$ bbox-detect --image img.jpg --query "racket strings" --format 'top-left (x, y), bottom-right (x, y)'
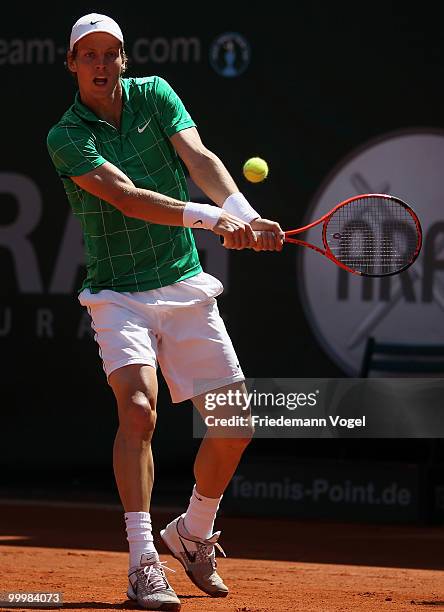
top-left (326, 196), bottom-right (419, 275)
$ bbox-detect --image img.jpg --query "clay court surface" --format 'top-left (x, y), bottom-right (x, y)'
top-left (1, 502), bottom-right (443, 611)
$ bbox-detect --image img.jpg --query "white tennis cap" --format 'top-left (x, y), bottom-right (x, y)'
top-left (70, 13), bottom-right (124, 51)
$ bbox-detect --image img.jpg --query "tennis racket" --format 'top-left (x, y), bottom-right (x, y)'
top-left (255, 193), bottom-right (422, 277)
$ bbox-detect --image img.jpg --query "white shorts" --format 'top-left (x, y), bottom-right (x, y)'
top-left (78, 272), bottom-right (245, 403)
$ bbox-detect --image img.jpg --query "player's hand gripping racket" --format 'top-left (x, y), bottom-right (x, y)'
top-left (257, 194), bottom-right (422, 276)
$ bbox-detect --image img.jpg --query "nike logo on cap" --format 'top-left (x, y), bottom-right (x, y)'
top-left (193, 220), bottom-right (203, 226)
top-left (90, 20), bottom-right (102, 25)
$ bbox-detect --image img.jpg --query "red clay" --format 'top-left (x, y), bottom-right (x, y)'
top-left (1, 503), bottom-right (443, 611)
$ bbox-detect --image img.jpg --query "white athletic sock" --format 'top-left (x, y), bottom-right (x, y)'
top-left (125, 511), bottom-right (157, 569)
top-left (183, 485), bottom-right (222, 540)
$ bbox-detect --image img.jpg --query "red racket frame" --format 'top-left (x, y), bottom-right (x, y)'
top-left (284, 193), bottom-right (422, 276)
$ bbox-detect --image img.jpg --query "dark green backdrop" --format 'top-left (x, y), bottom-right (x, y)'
top-left (1, 3), bottom-right (443, 499)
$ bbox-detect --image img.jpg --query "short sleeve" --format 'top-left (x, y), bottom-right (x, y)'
top-left (152, 77), bottom-right (196, 137)
top-left (47, 125), bottom-right (107, 178)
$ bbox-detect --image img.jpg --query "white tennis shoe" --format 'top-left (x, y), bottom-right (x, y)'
top-left (127, 551), bottom-right (181, 611)
top-left (160, 514), bottom-right (228, 597)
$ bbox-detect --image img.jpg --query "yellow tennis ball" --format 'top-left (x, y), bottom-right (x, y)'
top-left (243, 157), bottom-right (269, 183)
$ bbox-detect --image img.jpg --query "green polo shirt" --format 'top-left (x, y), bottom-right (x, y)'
top-left (47, 76), bottom-right (202, 293)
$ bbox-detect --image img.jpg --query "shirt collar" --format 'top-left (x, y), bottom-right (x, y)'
top-left (73, 78), bottom-right (140, 127)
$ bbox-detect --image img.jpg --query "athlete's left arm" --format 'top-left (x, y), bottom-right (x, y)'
top-left (170, 127), bottom-right (238, 206)
top-left (170, 127), bottom-right (283, 250)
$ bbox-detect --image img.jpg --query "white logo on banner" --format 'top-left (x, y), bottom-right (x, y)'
top-left (299, 129), bottom-right (444, 375)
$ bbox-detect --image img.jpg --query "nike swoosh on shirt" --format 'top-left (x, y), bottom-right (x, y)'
top-left (193, 220), bottom-right (203, 226)
top-left (137, 118), bottom-right (152, 133)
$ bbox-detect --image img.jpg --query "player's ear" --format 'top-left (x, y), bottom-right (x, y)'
top-left (66, 50), bottom-right (77, 74)
top-left (120, 45), bottom-right (128, 75)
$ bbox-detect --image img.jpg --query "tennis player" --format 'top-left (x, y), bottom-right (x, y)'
top-left (47, 13), bottom-right (283, 611)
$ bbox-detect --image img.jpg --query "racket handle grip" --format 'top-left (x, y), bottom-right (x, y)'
top-left (219, 230), bottom-right (275, 247)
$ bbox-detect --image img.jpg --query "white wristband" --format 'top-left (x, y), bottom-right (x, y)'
top-left (222, 192), bottom-right (260, 223)
top-left (183, 202), bottom-right (223, 230)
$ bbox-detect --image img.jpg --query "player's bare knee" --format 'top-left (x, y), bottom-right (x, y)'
top-left (230, 431), bottom-right (254, 451)
top-left (118, 390), bottom-right (157, 438)
top-left (232, 421), bottom-right (254, 449)
top-left (211, 428), bottom-right (254, 453)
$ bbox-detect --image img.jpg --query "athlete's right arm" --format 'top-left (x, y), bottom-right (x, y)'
top-left (71, 161), bottom-right (256, 248)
